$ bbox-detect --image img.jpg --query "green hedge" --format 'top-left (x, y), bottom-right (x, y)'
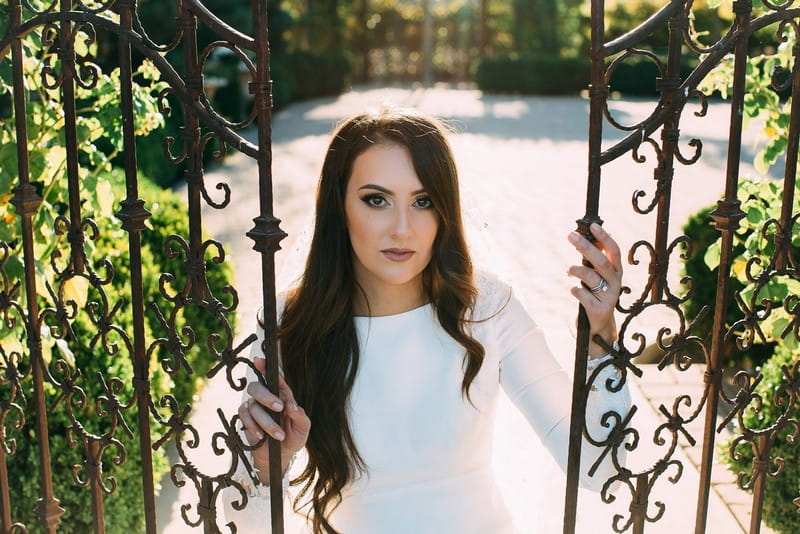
top-left (606, 54), bottom-right (697, 96)
top-left (475, 53), bottom-right (698, 96)
top-left (7, 174), bottom-right (236, 532)
top-left (475, 54), bottom-right (589, 95)
top-left (680, 204), bottom-right (777, 369)
top-left (273, 50), bottom-right (353, 103)
top-left (720, 343), bottom-right (800, 534)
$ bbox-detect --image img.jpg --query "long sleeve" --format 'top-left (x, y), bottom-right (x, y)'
top-left (496, 290), bottom-right (630, 492)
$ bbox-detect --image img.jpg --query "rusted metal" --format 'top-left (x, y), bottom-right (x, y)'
top-left (569, 1), bottom-right (800, 533)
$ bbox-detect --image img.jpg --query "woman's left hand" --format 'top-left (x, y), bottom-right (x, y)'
top-left (567, 222), bottom-right (623, 358)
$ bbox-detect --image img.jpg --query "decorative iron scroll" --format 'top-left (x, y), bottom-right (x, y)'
top-left (0, 0), bottom-right (284, 533)
top-left (564, 1), bottom-right (800, 534)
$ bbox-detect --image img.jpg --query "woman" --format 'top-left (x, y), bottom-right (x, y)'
top-left (223, 107), bottom-right (629, 533)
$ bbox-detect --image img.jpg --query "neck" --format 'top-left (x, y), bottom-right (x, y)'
top-left (353, 276), bottom-right (427, 317)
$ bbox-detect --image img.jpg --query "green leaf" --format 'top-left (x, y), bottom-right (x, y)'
top-left (96, 178), bottom-right (115, 219)
top-left (746, 205), bottom-right (764, 226)
top-left (62, 275), bottom-right (90, 309)
top-left (704, 238), bottom-right (722, 270)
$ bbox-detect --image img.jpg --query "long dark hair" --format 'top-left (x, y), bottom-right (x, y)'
top-left (279, 107), bottom-right (484, 533)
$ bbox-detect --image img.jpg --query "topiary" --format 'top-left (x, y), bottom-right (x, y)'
top-left (4, 171), bottom-right (236, 532)
top-left (719, 343), bottom-right (800, 533)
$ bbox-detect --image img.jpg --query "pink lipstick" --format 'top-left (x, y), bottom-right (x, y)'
top-left (382, 248), bottom-right (415, 262)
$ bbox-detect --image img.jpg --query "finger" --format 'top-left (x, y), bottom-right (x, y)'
top-left (589, 223), bottom-right (623, 273)
top-left (247, 381), bottom-right (284, 412)
top-left (247, 399), bottom-right (286, 441)
top-left (254, 355), bottom-right (266, 374)
top-left (568, 231), bottom-right (617, 283)
top-left (277, 374), bottom-right (300, 412)
top-left (569, 284), bottom-right (618, 316)
top-left (286, 404), bottom-right (311, 436)
top-left (238, 400), bottom-right (265, 443)
top-left (567, 265), bottom-right (607, 288)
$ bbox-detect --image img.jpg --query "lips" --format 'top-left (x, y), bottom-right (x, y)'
top-left (381, 248), bottom-right (415, 262)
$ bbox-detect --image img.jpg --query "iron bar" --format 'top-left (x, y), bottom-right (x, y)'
top-left (0, 12), bottom-right (260, 158)
top-left (247, 1), bottom-right (287, 532)
top-left (603, 0), bottom-right (684, 57)
top-left (0, 449), bottom-right (11, 532)
top-left (600, 7), bottom-right (800, 166)
top-left (693, 1), bottom-right (751, 532)
top-left (564, 1), bottom-right (606, 532)
top-left (9, 2), bottom-right (63, 530)
top-left (87, 441), bottom-right (105, 534)
top-left (185, 0), bottom-right (256, 51)
top-left (59, 0), bottom-right (85, 276)
top-left (775, 37), bottom-right (800, 272)
top-left (115, 0), bottom-right (157, 533)
top-left (749, 435), bottom-right (769, 534)
top-left (648, 8), bottom-right (686, 302)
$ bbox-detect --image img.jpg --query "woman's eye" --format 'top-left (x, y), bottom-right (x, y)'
top-left (363, 194), bottom-right (387, 207)
top-left (413, 197), bottom-right (433, 209)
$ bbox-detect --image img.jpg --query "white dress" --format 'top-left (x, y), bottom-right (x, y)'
top-left (222, 273), bottom-right (630, 533)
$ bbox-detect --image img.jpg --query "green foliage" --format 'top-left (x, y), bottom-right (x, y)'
top-left (699, 35), bottom-right (794, 175)
top-left (683, 20), bottom-right (800, 533)
top-left (718, 343), bottom-right (800, 534)
top-left (475, 54), bottom-right (589, 95)
top-left (608, 55), bottom-right (698, 96)
top-left (274, 50), bottom-right (353, 102)
top-left (1, 25), bottom-right (236, 532)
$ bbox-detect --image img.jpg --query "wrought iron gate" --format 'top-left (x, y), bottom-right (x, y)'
top-left (0, 1), bottom-right (798, 534)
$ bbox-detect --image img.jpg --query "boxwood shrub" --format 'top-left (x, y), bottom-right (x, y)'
top-left (475, 54), bottom-right (589, 95)
top-left (720, 342), bottom-right (800, 533)
top-left (680, 204), bottom-right (777, 369)
top-left (6, 174), bottom-right (236, 532)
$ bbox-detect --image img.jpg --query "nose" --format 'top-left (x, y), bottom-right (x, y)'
top-left (391, 206), bottom-right (412, 239)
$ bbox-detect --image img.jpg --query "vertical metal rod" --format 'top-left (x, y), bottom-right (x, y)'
top-left (115, 1), bottom-right (157, 533)
top-left (649, 9), bottom-right (685, 301)
top-left (59, 0), bottom-right (85, 275)
top-left (774, 40), bottom-right (800, 272)
top-left (632, 475), bottom-right (647, 534)
top-left (10, 7), bottom-right (63, 529)
top-left (0, 449), bottom-right (11, 532)
top-left (248, 1), bottom-right (287, 532)
top-left (181, 5), bottom-right (207, 305)
top-left (88, 441), bottom-right (105, 534)
top-left (748, 436), bottom-right (768, 534)
top-left (694, 2), bottom-right (750, 532)
top-left (564, 1), bottom-right (606, 532)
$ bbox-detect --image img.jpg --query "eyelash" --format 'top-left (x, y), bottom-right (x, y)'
top-left (360, 194), bottom-right (433, 209)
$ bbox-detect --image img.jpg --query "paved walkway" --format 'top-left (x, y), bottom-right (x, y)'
top-left (158, 85), bottom-right (774, 533)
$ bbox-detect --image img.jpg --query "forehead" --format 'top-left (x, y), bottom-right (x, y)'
top-left (347, 143), bottom-right (423, 190)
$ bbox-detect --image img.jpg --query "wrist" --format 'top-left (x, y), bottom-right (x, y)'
top-left (588, 336), bottom-right (618, 359)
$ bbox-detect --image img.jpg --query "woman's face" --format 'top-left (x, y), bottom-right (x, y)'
top-left (344, 143), bottom-right (439, 305)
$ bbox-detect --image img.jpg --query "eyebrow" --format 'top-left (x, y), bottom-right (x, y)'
top-left (358, 183), bottom-right (427, 195)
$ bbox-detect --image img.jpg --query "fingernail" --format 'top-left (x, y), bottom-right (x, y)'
top-left (291, 401), bottom-right (299, 412)
top-left (255, 431), bottom-right (264, 440)
top-left (568, 232), bottom-right (579, 244)
top-left (271, 400), bottom-right (283, 411)
top-left (275, 430), bottom-right (285, 440)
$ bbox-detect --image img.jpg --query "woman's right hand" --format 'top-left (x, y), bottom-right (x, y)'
top-left (238, 356), bottom-right (311, 485)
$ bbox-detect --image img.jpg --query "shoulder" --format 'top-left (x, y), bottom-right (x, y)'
top-left (471, 269), bottom-right (514, 322)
